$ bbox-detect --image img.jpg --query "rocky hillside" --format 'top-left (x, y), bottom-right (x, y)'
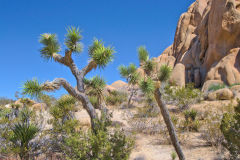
top-left (154, 0), bottom-right (240, 87)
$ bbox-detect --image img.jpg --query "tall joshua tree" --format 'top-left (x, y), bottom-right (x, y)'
top-left (121, 46), bottom-right (185, 160)
top-left (22, 27), bottom-right (114, 130)
top-left (118, 63), bottom-right (139, 106)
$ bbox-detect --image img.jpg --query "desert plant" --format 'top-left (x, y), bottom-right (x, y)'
top-left (171, 152), bottom-right (177, 160)
top-left (106, 90), bottom-right (127, 106)
top-left (84, 76), bottom-right (106, 110)
top-left (158, 65), bottom-right (172, 82)
top-left (0, 107), bottom-right (39, 160)
top-left (22, 26), bottom-right (115, 130)
top-left (118, 63), bottom-right (140, 106)
top-left (62, 112), bottom-right (134, 160)
top-left (0, 97), bottom-right (14, 106)
top-left (208, 84), bottom-right (226, 92)
top-left (220, 101), bottom-right (240, 159)
top-left (163, 83), bottom-right (202, 109)
top-left (137, 46), bottom-right (185, 160)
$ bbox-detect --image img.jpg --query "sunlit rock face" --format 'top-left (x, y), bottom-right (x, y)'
top-left (159, 0), bottom-right (240, 86)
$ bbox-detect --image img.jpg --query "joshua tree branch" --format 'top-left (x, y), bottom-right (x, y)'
top-left (81, 60), bottom-right (97, 77)
top-left (41, 78), bottom-right (98, 128)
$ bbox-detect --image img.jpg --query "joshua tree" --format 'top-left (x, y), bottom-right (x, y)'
top-left (22, 27), bottom-right (114, 130)
top-left (120, 46), bottom-right (185, 160)
top-left (118, 63), bottom-right (139, 106)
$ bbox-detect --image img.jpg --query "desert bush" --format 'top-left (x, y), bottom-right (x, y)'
top-left (134, 105), bottom-right (159, 118)
top-left (106, 91), bottom-right (127, 106)
top-left (163, 83), bottom-right (203, 109)
top-left (220, 101), bottom-right (240, 159)
top-left (229, 83), bottom-right (240, 88)
top-left (202, 111), bottom-right (224, 148)
top-left (0, 97), bottom-right (14, 105)
top-left (184, 109), bottom-right (197, 121)
top-left (0, 106), bottom-right (40, 160)
top-left (208, 84), bottom-right (226, 92)
top-left (171, 152), bottom-right (177, 160)
top-left (62, 112), bottom-right (134, 160)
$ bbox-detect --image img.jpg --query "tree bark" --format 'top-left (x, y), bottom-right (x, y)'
top-left (42, 78), bottom-right (98, 130)
top-left (154, 88), bottom-right (185, 160)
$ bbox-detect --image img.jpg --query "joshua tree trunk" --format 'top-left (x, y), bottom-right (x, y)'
top-left (154, 88), bottom-right (185, 160)
top-left (128, 87), bottom-right (136, 107)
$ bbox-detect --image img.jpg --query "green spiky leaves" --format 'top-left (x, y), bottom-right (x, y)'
top-left (22, 79), bottom-right (43, 99)
top-left (39, 33), bottom-right (60, 60)
top-left (118, 63), bottom-right (139, 85)
top-left (139, 77), bottom-right (155, 96)
top-left (84, 76), bottom-right (106, 96)
top-left (89, 39), bottom-right (115, 69)
top-left (65, 27), bottom-right (83, 53)
top-left (138, 46), bottom-right (149, 63)
top-left (158, 65), bottom-right (172, 82)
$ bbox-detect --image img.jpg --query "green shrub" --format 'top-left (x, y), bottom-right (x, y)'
top-left (163, 83), bottom-right (203, 109)
top-left (62, 112), bottom-right (134, 160)
top-left (220, 101), bottom-right (240, 159)
top-left (0, 107), bottom-right (39, 160)
top-left (171, 152), bottom-right (177, 160)
top-left (229, 83), bottom-right (240, 88)
top-left (208, 84), bottom-right (226, 92)
top-left (106, 91), bottom-right (127, 106)
top-left (182, 109), bottom-right (201, 132)
top-left (0, 97), bottom-right (14, 105)
top-left (184, 109), bottom-right (197, 121)
top-left (89, 96), bottom-right (98, 108)
top-left (134, 105), bottom-right (158, 118)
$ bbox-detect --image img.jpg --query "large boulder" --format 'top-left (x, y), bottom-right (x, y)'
top-left (205, 48), bottom-right (240, 85)
top-left (169, 63), bottom-right (185, 87)
top-left (207, 88), bottom-right (233, 100)
top-left (201, 80), bottom-right (224, 94)
top-left (157, 0), bottom-right (240, 86)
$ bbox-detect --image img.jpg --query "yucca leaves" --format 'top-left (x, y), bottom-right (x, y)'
top-left (89, 39), bottom-right (114, 68)
top-left (22, 79), bottom-right (43, 99)
top-left (65, 27), bottom-right (83, 53)
top-left (138, 46), bottom-right (149, 63)
top-left (158, 65), bottom-right (172, 82)
top-left (139, 77), bottom-right (155, 96)
top-left (118, 63), bottom-right (139, 85)
top-left (39, 33), bottom-right (60, 60)
top-left (143, 59), bottom-right (155, 75)
top-left (84, 76), bottom-right (106, 96)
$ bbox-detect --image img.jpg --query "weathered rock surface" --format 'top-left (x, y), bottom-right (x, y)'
top-left (201, 80), bottom-right (224, 94)
top-left (169, 63), bottom-right (185, 87)
top-left (157, 0), bottom-right (240, 86)
top-left (207, 88), bottom-right (233, 100)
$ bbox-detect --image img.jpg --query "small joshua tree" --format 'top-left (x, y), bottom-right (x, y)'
top-left (118, 63), bottom-right (139, 106)
top-left (22, 27), bottom-right (114, 130)
top-left (119, 46), bottom-right (185, 160)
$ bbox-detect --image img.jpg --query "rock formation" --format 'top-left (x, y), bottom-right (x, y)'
top-left (158, 0), bottom-right (240, 87)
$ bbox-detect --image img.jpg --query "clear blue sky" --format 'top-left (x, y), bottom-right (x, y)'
top-left (0, 0), bottom-right (194, 99)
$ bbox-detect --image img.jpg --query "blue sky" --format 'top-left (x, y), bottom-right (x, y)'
top-left (0, 0), bottom-right (194, 99)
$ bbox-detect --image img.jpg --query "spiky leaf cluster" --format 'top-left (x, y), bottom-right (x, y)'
top-left (39, 34), bottom-right (60, 60)
top-left (158, 65), bottom-right (172, 82)
top-left (138, 46), bottom-right (149, 63)
top-left (65, 27), bottom-right (83, 53)
top-left (84, 76), bottom-right (106, 96)
top-left (118, 63), bottom-right (139, 85)
top-left (139, 77), bottom-right (155, 96)
top-left (143, 59), bottom-right (155, 75)
top-left (89, 39), bottom-right (114, 68)
top-left (22, 79), bottom-right (43, 99)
